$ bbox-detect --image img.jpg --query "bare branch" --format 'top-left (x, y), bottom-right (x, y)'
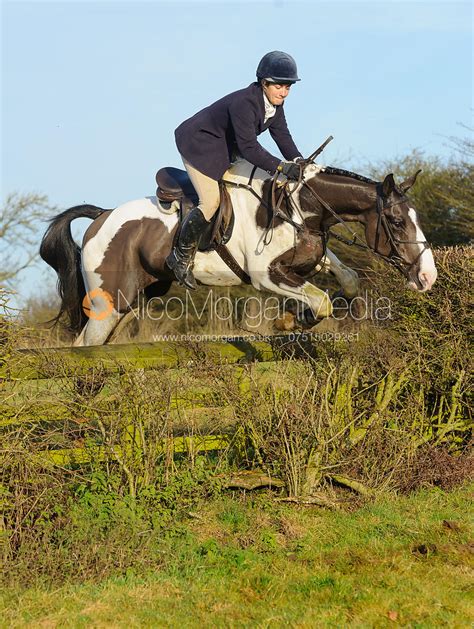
top-left (0, 192), bottom-right (56, 284)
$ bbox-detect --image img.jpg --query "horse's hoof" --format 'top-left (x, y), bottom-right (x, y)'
top-left (274, 311), bottom-right (296, 331)
top-left (331, 289), bottom-right (345, 301)
top-left (331, 290), bottom-right (351, 319)
top-left (296, 308), bottom-right (319, 329)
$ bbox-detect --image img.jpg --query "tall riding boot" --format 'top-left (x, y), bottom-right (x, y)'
top-left (166, 207), bottom-right (210, 290)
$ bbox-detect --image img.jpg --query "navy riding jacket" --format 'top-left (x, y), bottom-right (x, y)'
top-left (175, 82), bottom-right (302, 181)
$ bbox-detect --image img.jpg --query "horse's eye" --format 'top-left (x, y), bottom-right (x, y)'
top-left (391, 219), bottom-right (404, 229)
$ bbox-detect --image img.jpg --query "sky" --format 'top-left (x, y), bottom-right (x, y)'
top-left (1, 0), bottom-right (473, 304)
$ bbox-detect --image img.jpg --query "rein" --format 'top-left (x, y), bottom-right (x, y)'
top-left (221, 137), bottom-right (430, 283)
top-left (221, 138), bottom-right (337, 239)
top-left (373, 192), bottom-right (430, 275)
top-left (222, 167), bottom-right (306, 244)
top-left (300, 179), bottom-right (430, 278)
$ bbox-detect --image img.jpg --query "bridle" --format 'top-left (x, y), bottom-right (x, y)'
top-left (298, 178), bottom-right (430, 279)
top-left (221, 137), bottom-right (431, 281)
top-left (370, 190), bottom-right (431, 277)
top-left (269, 145), bottom-right (431, 280)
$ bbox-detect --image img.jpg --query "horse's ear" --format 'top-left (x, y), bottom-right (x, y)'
top-left (400, 169), bottom-right (422, 193)
top-left (382, 173), bottom-right (396, 197)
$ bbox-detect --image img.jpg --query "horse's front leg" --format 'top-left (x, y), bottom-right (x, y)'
top-left (317, 248), bottom-right (360, 298)
top-left (254, 265), bottom-right (333, 321)
top-left (255, 272), bottom-right (333, 331)
top-left (250, 237), bottom-right (332, 329)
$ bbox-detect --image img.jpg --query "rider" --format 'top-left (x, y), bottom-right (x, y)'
top-left (166, 50), bottom-right (304, 290)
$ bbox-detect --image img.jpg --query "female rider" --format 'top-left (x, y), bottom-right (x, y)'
top-left (167, 50), bottom-right (303, 289)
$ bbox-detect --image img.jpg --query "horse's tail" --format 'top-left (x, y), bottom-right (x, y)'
top-left (40, 204), bottom-right (110, 333)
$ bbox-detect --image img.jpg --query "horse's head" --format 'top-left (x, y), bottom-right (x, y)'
top-left (364, 170), bottom-right (437, 292)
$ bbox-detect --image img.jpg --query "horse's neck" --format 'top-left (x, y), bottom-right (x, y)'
top-left (312, 173), bottom-right (377, 220)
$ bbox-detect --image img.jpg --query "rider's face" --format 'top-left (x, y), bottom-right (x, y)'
top-left (262, 81), bottom-right (292, 105)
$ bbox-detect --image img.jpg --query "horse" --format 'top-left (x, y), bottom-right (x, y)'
top-left (40, 158), bottom-right (437, 346)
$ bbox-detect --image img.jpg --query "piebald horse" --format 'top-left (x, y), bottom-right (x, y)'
top-left (40, 159), bottom-right (437, 346)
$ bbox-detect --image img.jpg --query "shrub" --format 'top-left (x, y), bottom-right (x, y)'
top-left (1, 247), bottom-right (472, 585)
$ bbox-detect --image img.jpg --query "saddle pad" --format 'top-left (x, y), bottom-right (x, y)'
top-left (156, 198), bottom-right (180, 215)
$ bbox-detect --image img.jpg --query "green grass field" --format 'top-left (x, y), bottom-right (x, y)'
top-left (2, 485), bottom-right (473, 628)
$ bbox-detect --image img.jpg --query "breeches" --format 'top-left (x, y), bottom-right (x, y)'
top-left (182, 157), bottom-right (220, 221)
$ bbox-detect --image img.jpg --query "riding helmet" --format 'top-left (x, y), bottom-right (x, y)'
top-left (256, 51), bottom-right (300, 83)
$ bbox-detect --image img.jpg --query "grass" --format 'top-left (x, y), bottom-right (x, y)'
top-left (2, 484), bottom-right (473, 628)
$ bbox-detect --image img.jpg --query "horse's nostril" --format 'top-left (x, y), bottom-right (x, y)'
top-left (417, 274), bottom-right (427, 287)
top-left (419, 272), bottom-right (435, 291)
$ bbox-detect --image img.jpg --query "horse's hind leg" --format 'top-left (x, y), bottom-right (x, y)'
top-left (73, 326), bottom-right (87, 347)
top-left (75, 280), bottom-right (173, 345)
top-left (74, 313), bottom-right (124, 346)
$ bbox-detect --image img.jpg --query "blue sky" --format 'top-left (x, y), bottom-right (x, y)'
top-left (1, 0), bottom-right (472, 303)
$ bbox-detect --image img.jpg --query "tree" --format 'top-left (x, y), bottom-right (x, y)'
top-left (366, 140), bottom-right (473, 247)
top-left (0, 193), bottom-right (55, 285)
top-left (447, 123), bottom-right (473, 165)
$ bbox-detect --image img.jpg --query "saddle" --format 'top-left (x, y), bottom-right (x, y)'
top-left (155, 167), bottom-right (234, 252)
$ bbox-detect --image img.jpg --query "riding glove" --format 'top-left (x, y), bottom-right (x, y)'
top-left (277, 161), bottom-right (301, 180)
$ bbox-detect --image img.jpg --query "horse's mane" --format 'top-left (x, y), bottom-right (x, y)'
top-left (227, 158), bottom-right (379, 188)
top-left (323, 166), bottom-right (378, 185)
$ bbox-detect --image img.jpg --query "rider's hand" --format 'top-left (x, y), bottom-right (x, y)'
top-left (277, 161), bottom-right (301, 180)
